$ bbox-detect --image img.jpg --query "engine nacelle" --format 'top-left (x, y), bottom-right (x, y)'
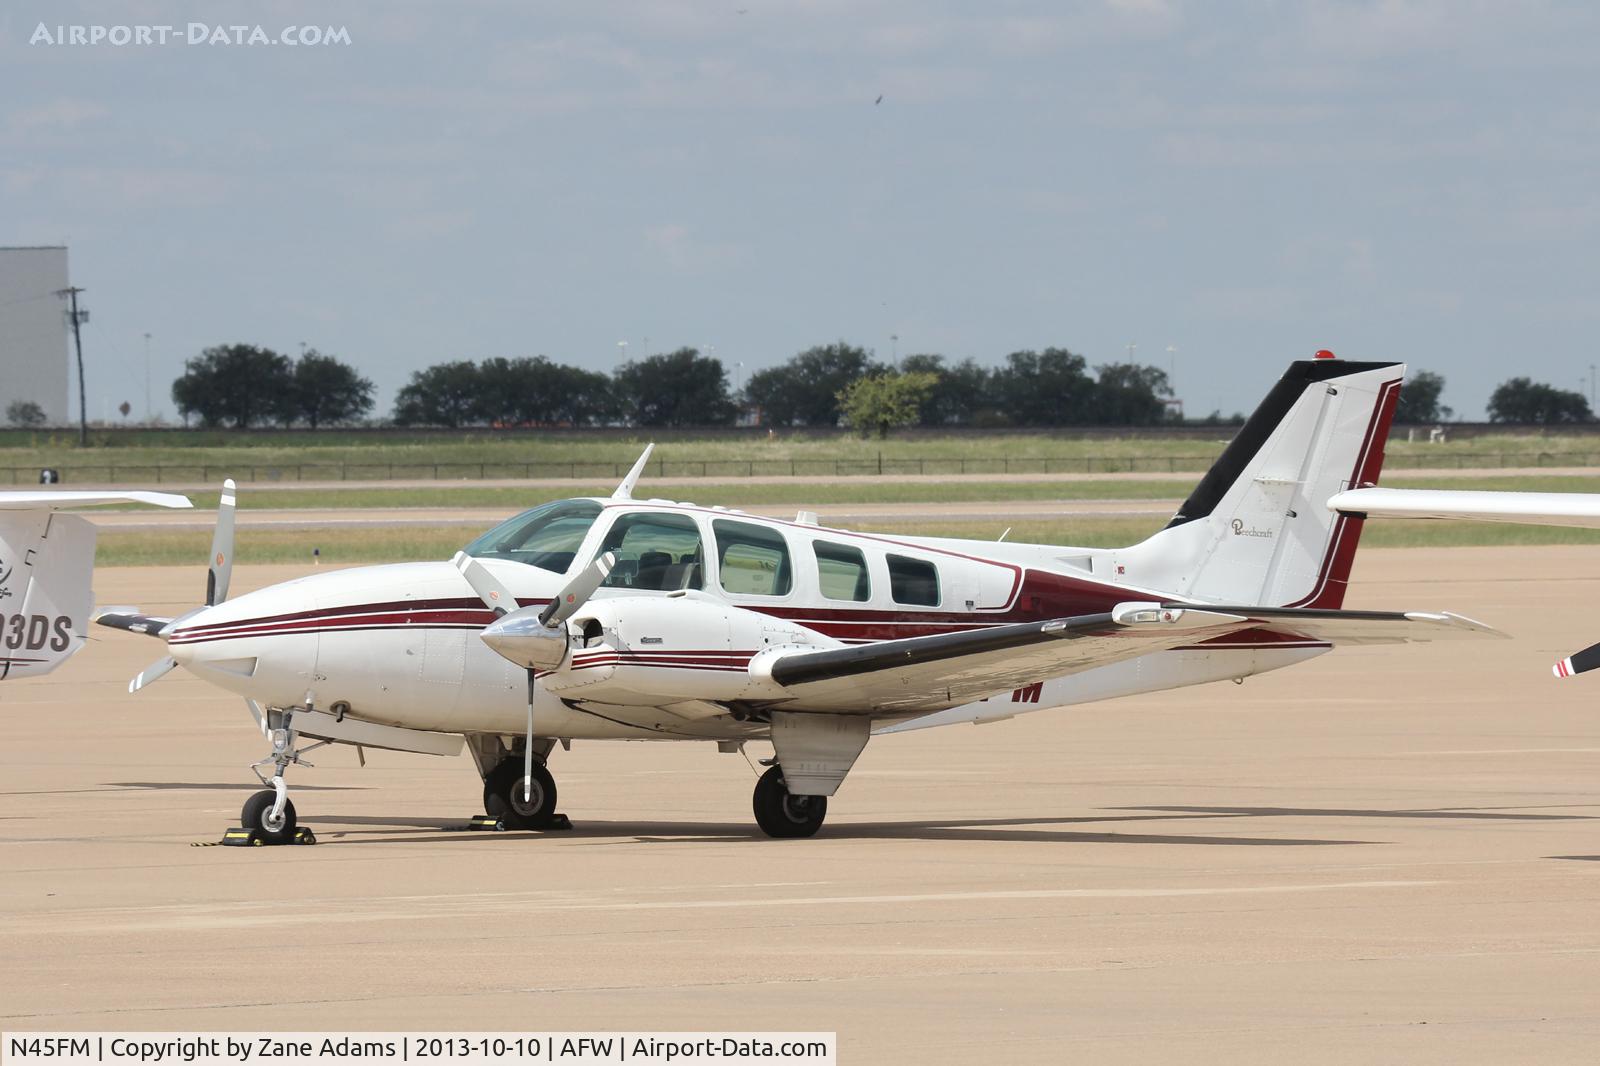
top-left (543, 590), bottom-right (835, 706)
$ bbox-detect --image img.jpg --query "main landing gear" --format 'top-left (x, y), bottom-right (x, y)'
top-left (752, 764), bottom-right (827, 839)
top-left (482, 756), bottom-right (559, 830)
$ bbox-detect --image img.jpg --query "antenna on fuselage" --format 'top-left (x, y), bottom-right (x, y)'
top-left (612, 443), bottom-right (655, 500)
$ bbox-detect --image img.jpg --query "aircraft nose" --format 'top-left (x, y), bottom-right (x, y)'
top-left (166, 601), bottom-right (271, 683)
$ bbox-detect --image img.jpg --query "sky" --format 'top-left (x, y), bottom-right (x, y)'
top-left (3, 0), bottom-right (1599, 422)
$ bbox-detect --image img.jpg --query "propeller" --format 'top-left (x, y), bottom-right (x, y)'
top-left (127, 479), bottom-right (237, 693)
top-left (206, 479), bottom-right (237, 606)
top-left (457, 551), bottom-right (615, 802)
top-left (1553, 640), bottom-right (1600, 678)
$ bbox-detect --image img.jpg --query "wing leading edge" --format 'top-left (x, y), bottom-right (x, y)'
top-left (760, 601), bottom-right (1501, 715)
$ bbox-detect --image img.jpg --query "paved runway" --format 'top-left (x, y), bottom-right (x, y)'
top-left (3, 547), bottom-right (1599, 1062)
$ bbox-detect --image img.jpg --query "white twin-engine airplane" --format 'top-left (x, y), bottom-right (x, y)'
top-left (0, 489), bottom-right (192, 680)
top-left (96, 357), bottom-right (1502, 840)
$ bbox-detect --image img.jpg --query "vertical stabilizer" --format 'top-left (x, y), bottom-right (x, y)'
top-left (1116, 358), bottom-right (1404, 608)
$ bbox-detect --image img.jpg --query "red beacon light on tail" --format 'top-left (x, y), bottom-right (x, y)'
top-left (1314, 349), bottom-right (1337, 360)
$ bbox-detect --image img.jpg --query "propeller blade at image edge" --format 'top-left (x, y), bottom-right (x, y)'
top-left (1553, 639), bottom-right (1600, 678)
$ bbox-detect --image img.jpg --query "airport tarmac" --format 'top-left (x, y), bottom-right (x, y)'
top-left (3, 546), bottom-right (1599, 1062)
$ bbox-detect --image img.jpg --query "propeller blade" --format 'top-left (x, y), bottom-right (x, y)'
top-left (540, 551), bottom-right (615, 626)
top-left (452, 551), bottom-right (518, 617)
top-left (129, 655), bottom-right (178, 693)
top-left (1553, 640), bottom-right (1600, 678)
top-left (205, 479), bottom-right (237, 606)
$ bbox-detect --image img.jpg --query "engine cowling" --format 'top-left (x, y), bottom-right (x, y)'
top-left (543, 590), bottom-right (834, 706)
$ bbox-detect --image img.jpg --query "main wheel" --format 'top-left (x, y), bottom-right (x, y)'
top-left (752, 765), bottom-right (827, 839)
top-left (483, 758), bottom-right (558, 830)
top-left (241, 789), bottom-right (297, 844)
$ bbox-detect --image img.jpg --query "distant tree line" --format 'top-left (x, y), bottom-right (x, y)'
top-left (386, 341), bottom-right (1176, 432)
top-left (171, 345), bottom-right (375, 428)
top-left (155, 341), bottom-right (1595, 431)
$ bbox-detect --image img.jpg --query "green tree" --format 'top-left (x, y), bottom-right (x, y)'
top-left (5, 400), bottom-right (47, 428)
top-left (278, 350), bottom-right (375, 428)
top-left (1092, 362), bottom-right (1172, 425)
top-left (989, 348), bottom-right (1096, 425)
top-left (837, 371), bottom-right (939, 439)
top-left (393, 361), bottom-right (483, 427)
top-left (1487, 378), bottom-right (1592, 424)
top-left (1394, 370), bottom-right (1452, 423)
top-left (613, 347), bottom-right (734, 427)
top-left (745, 341), bottom-right (876, 426)
top-left (477, 356), bottom-right (619, 427)
top-left (172, 344), bottom-right (294, 428)
top-left (899, 354), bottom-right (994, 425)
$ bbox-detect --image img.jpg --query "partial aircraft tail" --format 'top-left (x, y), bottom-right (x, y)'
top-left (0, 510), bottom-right (96, 680)
top-left (1115, 356), bottom-right (1404, 609)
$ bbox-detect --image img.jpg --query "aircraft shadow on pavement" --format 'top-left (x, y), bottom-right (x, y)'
top-left (296, 811), bottom-right (1372, 847)
top-left (1112, 804), bottom-right (1594, 822)
top-left (107, 781), bottom-right (369, 793)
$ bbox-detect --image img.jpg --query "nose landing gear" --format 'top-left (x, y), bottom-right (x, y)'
top-left (238, 698), bottom-right (326, 845)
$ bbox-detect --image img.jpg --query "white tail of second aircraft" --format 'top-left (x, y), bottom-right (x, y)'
top-left (0, 490), bottom-right (192, 681)
top-left (1115, 358), bottom-right (1406, 609)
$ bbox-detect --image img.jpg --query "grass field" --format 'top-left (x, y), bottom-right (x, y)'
top-left (83, 474), bottom-right (1600, 513)
top-left (11, 430), bottom-right (1600, 484)
top-left (94, 517), bottom-right (1600, 568)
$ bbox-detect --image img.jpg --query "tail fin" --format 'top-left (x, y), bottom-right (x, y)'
top-left (1117, 358), bottom-right (1404, 608)
top-left (0, 510), bottom-right (96, 680)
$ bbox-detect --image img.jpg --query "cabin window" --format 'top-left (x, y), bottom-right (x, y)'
top-left (887, 554), bottom-right (940, 606)
top-left (598, 511), bottom-right (704, 591)
top-left (463, 499), bottom-right (602, 573)
top-left (714, 519), bottom-right (793, 597)
top-left (813, 541), bottom-right (871, 602)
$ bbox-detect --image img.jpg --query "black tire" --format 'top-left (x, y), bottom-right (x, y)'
top-left (752, 765), bottom-right (827, 839)
top-left (483, 758), bottom-right (558, 830)
top-left (241, 789), bottom-right (297, 844)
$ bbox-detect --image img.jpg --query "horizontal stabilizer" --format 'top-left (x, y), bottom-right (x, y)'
top-left (1330, 487), bottom-right (1600, 530)
top-left (93, 609), bottom-right (175, 638)
top-left (1174, 604), bottom-right (1506, 645)
top-left (0, 490), bottom-right (192, 511)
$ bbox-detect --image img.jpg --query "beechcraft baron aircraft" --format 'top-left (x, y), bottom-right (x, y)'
top-left (0, 490), bottom-right (191, 680)
top-left (96, 357), bottom-right (1503, 839)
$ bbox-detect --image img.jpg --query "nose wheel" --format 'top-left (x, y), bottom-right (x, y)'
top-left (483, 757), bottom-right (559, 830)
top-left (241, 789), bottom-right (298, 843)
top-left (752, 764), bottom-right (827, 838)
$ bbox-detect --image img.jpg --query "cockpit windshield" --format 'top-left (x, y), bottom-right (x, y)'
top-left (462, 499), bottom-right (602, 573)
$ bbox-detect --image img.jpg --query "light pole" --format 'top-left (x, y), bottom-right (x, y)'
top-left (1126, 341), bottom-right (1137, 362)
top-left (617, 340), bottom-right (629, 364)
top-left (1165, 344), bottom-right (1178, 386)
top-left (1591, 363), bottom-right (1596, 410)
top-left (890, 334), bottom-right (899, 366)
top-left (143, 332), bottom-right (152, 423)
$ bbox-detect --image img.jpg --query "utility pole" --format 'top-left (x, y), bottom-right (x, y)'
top-left (57, 287), bottom-right (89, 446)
